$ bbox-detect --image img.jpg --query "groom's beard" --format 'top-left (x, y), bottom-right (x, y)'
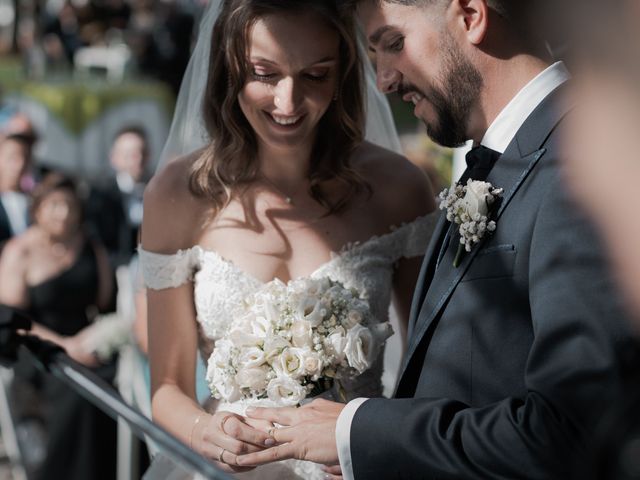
top-left (421, 34), bottom-right (483, 148)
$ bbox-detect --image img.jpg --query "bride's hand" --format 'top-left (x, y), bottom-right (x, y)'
top-left (192, 411), bottom-right (275, 473)
top-left (322, 464), bottom-right (343, 480)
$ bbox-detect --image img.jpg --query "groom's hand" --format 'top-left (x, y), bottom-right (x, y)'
top-left (235, 398), bottom-right (345, 467)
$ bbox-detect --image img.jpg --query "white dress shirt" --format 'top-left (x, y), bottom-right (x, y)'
top-left (335, 61), bottom-right (570, 480)
top-left (1, 191), bottom-right (28, 236)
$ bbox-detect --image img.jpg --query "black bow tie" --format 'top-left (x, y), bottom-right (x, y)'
top-left (460, 145), bottom-right (501, 183)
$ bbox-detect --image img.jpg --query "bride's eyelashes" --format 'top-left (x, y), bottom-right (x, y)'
top-left (250, 68), bottom-right (332, 84)
top-left (252, 71), bottom-right (276, 82)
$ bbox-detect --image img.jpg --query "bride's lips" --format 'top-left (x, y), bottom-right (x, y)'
top-left (264, 111), bottom-right (306, 130)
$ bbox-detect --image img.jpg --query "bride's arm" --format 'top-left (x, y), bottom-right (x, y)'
top-left (141, 158), bottom-right (271, 471)
top-left (353, 143), bottom-right (437, 343)
top-left (379, 151), bottom-right (436, 345)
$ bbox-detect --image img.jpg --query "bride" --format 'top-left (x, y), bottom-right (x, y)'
top-left (139, 0), bottom-right (436, 478)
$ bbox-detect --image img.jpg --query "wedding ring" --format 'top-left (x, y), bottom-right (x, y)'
top-left (218, 448), bottom-right (226, 463)
top-left (219, 414), bottom-right (232, 433)
top-left (267, 426), bottom-right (276, 438)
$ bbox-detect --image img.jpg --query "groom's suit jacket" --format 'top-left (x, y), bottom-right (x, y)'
top-left (349, 85), bottom-right (633, 479)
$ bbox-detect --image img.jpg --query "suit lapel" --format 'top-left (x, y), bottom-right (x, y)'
top-left (398, 84), bottom-right (573, 386)
top-left (406, 211), bottom-right (449, 340)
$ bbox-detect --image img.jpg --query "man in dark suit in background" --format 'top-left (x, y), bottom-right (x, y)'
top-left (234, 1), bottom-right (634, 478)
top-left (0, 116), bottom-right (35, 247)
top-left (86, 125), bottom-right (149, 267)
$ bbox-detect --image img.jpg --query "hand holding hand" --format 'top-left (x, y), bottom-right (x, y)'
top-left (192, 411), bottom-right (274, 473)
top-left (235, 398), bottom-right (345, 467)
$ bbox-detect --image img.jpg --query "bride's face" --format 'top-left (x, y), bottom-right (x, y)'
top-left (238, 11), bottom-right (340, 152)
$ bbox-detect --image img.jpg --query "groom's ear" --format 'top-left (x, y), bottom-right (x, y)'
top-left (449, 0), bottom-right (490, 46)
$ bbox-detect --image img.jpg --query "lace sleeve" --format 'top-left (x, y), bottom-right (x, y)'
top-left (138, 247), bottom-right (198, 290)
top-left (388, 211), bottom-right (440, 262)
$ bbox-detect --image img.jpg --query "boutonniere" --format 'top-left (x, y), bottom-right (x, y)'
top-left (438, 179), bottom-right (503, 267)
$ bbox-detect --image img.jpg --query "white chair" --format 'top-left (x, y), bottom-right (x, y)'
top-left (74, 45), bottom-right (132, 82)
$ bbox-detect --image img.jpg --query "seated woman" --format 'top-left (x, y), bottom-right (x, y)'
top-left (0, 172), bottom-right (117, 480)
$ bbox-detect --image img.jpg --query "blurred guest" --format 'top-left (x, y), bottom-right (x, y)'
top-left (0, 172), bottom-right (117, 480)
top-left (127, 0), bottom-right (194, 94)
top-left (93, 0), bottom-right (132, 32)
top-left (86, 125), bottom-right (149, 267)
top-left (536, 1), bottom-right (640, 478)
top-left (557, 0), bottom-right (640, 323)
top-left (42, 1), bottom-right (84, 67)
top-left (0, 113), bottom-right (36, 246)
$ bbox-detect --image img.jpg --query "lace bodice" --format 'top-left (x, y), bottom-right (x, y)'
top-left (139, 212), bottom-right (436, 479)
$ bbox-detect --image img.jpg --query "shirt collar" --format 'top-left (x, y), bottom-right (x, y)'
top-left (481, 61), bottom-right (570, 154)
top-left (116, 171), bottom-right (135, 193)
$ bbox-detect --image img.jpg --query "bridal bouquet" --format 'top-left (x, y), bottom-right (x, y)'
top-left (206, 277), bottom-right (393, 407)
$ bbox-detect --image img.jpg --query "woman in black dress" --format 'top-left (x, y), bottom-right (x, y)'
top-left (0, 172), bottom-right (117, 480)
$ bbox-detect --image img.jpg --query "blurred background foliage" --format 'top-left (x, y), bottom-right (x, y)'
top-left (0, 0), bottom-right (452, 187)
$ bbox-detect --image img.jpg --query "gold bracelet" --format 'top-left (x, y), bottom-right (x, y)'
top-left (189, 412), bottom-right (205, 450)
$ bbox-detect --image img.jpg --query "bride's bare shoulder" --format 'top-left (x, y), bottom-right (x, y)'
top-left (352, 141), bottom-right (436, 224)
top-left (142, 149), bottom-right (208, 252)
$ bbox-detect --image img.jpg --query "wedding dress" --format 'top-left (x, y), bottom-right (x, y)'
top-left (139, 211), bottom-right (437, 479)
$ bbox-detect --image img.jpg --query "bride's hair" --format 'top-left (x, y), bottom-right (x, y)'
top-left (189, 0), bottom-right (370, 215)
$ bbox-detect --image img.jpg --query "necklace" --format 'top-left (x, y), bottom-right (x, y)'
top-left (261, 174), bottom-right (299, 205)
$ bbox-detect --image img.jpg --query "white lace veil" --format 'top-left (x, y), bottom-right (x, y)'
top-left (157, 0), bottom-right (402, 168)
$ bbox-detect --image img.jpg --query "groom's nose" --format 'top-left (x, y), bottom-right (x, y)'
top-left (376, 61), bottom-right (401, 94)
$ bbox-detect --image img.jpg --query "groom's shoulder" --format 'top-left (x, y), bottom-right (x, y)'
top-left (353, 141), bottom-right (436, 222)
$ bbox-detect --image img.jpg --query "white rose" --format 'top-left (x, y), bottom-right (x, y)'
top-left (210, 339), bottom-right (234, 368)
top-left (229, 314), bottom-right (271, 347)
top-left (263, 335), bottom-right (291, 361)
top-left (324, 326), bottom-right (347, 361)
top-left (208, 369), bottom-right (242, 402)
top-left (295, 297), bottom-right (325, 327)
top-left (344, 324), bottom-right (376, 374)
top-left (235, 367), bottom-right (268, 391)
top-left (266, 376), bottom-right (307, 406)
top-left (343, 309), bottom-right (363, 329)
top-left (272, 347), bottom-right (307, 379)
top-left (291, 320), bottom-right (313, 348)
top-left (237, 346), bottom-right (266, 368)
top-left (252, 292), bottom-right (281, 325)
top-left (462, 179), bottom-right (493, 217)
top-left (291, 277), bottom-right (329, 297)
top-left (301, 349), bottom-right (324, 380)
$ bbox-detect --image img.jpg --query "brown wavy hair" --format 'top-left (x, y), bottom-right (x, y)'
top-left (189, 0), bottom-right (369, 215)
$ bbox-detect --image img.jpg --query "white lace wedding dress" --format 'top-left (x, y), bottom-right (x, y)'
top-left (139, 212), bottom-right (436, 479)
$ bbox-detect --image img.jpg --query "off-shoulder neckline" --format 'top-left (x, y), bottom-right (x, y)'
top-left (139, 211), bottom-right (436, 286)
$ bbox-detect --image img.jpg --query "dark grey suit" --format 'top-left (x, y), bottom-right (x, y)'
top-left (350, 85), bottom-right (633, 478)
top-left (0, 200), bottom-right (14, 245)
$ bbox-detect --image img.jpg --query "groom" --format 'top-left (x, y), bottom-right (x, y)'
top-left (235, 0), bottom-right (633, 478)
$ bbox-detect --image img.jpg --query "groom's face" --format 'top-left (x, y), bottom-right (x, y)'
top-left (359, 1), bottom-right (482, 148)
